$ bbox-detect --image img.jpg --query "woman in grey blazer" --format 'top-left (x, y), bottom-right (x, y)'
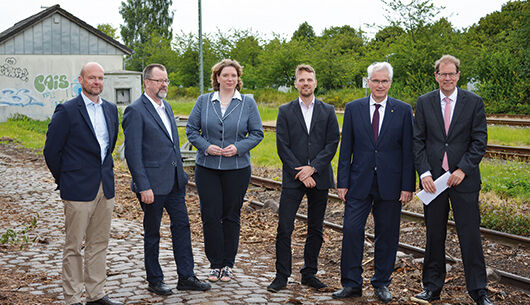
top-left (186, 59), bottom-right (264, 283)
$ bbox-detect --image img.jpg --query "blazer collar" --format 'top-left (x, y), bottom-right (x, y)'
top-left (359, 97), bottom-right (375, 145)
top-left (76, 94), bottom-right (96, 139)
top-left (448, 88), bottom-right (465, 137)
top-left (292, 98), bottom-right (309, 134)
top-left (210, 91), bottom-right (244, 121)
top-left (142, 94), bottom-right (174, 142)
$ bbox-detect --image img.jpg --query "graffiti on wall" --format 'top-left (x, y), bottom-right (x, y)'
top-left (0, 88), bottom-right (44, 107)
top-left (0, 57), bottom-right (29, 82)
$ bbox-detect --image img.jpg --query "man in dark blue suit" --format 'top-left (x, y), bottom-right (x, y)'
top-left (44, 62), bottom-right (122, 305)
top-left (122, 64), bottom-right (210, 296)
top-left (332, 62), bottom-right (415, 303)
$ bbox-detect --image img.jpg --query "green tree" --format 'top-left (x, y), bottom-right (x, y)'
top-left (292, 22), bottom-right (316, 43)
top-left (120, 0), bottom-right (174, 70)
top-left (96, 23), bottom-right (119, 40)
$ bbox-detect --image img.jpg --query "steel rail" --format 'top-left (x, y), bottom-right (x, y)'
top-left (248, 175), bottom-right (530, 248)
top-left (187, 181), bottom-right (530, 291)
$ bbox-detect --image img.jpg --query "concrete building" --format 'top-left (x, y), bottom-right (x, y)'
top-left (0, 4), bottom-right (141, 122)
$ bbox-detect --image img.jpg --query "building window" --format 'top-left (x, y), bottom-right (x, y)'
top-left (116, 88), bottom-right (130, 105)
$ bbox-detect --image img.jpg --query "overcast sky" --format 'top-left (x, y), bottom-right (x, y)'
top-left (1, 0), bottom-right (509, 41)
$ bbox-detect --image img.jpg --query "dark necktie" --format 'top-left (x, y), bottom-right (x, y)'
top-left (372, 104), bottom-right (381, 142)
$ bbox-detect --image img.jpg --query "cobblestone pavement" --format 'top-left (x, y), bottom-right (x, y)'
top-left (0, 151), bottom-right (351, 305)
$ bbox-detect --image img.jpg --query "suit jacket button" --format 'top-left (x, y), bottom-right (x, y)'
top-left (374, 166), bottom-right (377, 171)
top-left (172, 161), bottom-right (177, 166)
top-left (445, 143), bottom-right (448, 146)
top-left (375, 150), bottom-right (378, 153)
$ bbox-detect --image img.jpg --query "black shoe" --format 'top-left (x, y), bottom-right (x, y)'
top-left (301, 275), bottom-right (327, 289)
top-left (332, 287), bottom-right (362, 299)
top-left (374, 286), bottom-right (392, 303)
top-left (177, 275), bottom-right (211, 291)
top-left (148, 281), bottom-right (173, 295)
top-left (267, 276), bottom-right (287, 292)
top-left (86, 295), bottom-right (124, 305)
top-left (71, 303), bottom-right (82, 305)
top-left (476, 295), bottom-right (494, 305)
top-left (411, 289), bottom-right (440, 302)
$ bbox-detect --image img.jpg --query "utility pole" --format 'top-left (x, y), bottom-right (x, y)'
top-left (198, 0), bottom-right (204, 94)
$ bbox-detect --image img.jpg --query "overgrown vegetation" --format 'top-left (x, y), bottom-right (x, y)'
top-left (118, 0), bottom-right (529, 114)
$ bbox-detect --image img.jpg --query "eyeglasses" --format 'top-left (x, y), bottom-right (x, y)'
top-left (436, 72), bottom-right (458, 78)
top-left (370, 79), bottom-right (390, 85)
top-left (147, 78), bottom-right (170, 84)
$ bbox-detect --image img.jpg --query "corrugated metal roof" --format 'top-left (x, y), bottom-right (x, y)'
top-left (0, 4), bottom-right (131, 55)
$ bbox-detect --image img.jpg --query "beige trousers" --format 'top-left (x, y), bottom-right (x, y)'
top-left (62, 183), bottom-right (114, 305)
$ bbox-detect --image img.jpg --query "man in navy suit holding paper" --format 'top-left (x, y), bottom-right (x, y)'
top-left (412, 55), bottom-right (491, 305)
top-left (44, 62), bottom-right (122, 305)
top-left (122, 64), bottom-right (210, 297)
top-left (333, 62), bottom-right (415, 303)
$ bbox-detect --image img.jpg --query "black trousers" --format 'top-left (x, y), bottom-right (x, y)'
top-left (274, 186), bottom-right (328, 278)
top-left (195, 165), bottom-right (251, 269)
top-left (422, 188), bottom-right (487, 294)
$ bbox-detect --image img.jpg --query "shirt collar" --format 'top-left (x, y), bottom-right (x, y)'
top-left (81, 91), bottom-right (102, 107)
top-left (440, 88), bottom-right (458, 103)
top-left (299, 97), bottom-right (315, 108)
top-left (369, 95), bottom-right (387, 108)
top-left (211, 89), bottom-right (242, 102)
top-left (144, 93), bottom-right (165, 110)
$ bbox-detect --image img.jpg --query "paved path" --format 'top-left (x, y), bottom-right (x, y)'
top-left (0, 151), bottom-right (350, 304)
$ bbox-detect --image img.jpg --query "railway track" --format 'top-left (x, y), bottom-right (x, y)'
top-left (248, 175), bottom-right (530, 248)
top-left (187, 181), bottom-right (530, 291)
top-left (176, 116), bottom-right (530, 161)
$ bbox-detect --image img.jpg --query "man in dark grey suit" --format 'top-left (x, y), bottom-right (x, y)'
top-left (413, 55), bottom-right (493, 305)
top-left (267, 64), bottom-right (340, 292)
top-left (122, 64), bottom-right (210, 296)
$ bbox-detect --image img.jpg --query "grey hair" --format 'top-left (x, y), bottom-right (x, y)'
top-left (367, 62), bottom-right (393, 80)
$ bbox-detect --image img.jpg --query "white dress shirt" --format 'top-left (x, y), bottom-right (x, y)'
top-left (81, 92), bottom-right (109, 163)
top-left (299, 97), bottom-right (315, 133)
top-left (145, 93), bottom-right (173, 142)
top-left (369, 95), bottom-right (387, 133)
top-left (420, 88), bottom-right (459, 179)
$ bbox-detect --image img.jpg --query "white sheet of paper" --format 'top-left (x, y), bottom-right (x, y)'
top-left (416, 171), bottom-right (451, 205)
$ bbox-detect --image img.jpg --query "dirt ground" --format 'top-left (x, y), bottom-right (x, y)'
top-left (0, 142), bottom-right (529, 304)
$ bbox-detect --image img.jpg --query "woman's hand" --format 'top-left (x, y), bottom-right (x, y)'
top-left (222, 144), bottom-right (238, 157)
top-left (206, 144), bottom-right (223, 156)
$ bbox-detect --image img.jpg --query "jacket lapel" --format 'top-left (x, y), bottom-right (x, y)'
top-left (164, 100), bottom-right (179, 144)
top-left (76, 95), bottom-right (97, 139)
top-left (293, 99), bottom-right (309, 134)
top-left (142, 95), bottom-right (172, 142)
top-left (376, 98), bottom-right (395, 145)
top-left (431, 90), bottom-right (446, 139)
top-left (101, 100), bottom-right (115, 150)
top-left (308, 99), bottom-right (321, 135)
top-left (360, 97), bottom-right (375, 146)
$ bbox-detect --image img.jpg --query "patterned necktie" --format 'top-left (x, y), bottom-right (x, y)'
top-left (442, 97), bottom-right (451, 171)
top-left (372, 104), bottom-right (381, 142)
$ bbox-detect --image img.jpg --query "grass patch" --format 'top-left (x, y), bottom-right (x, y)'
top-left (0, 114), bottom-right (49, 151)
top-left (480, 159), bottom-right (530, 202)
top-left (487, 125), bottom-right (530, 147)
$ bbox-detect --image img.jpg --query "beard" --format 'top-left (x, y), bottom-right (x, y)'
top-left (83, 85), bottom-right (102, 97)
top-left (300, 88), bottom-right (313, 98)
top-left (156, 89), bottom-right (167, 99)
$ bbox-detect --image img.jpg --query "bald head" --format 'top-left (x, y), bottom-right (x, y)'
top-left (78, 62), bottom-right (104, 102)
top-left (80, 62), bottom-right (104, 77)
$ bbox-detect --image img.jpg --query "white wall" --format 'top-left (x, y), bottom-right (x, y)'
top-left (0, 54), bottom-right (123, 121)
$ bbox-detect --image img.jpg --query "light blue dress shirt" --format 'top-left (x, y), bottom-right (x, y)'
top-left (81, 92), bottom-right (109, 163)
